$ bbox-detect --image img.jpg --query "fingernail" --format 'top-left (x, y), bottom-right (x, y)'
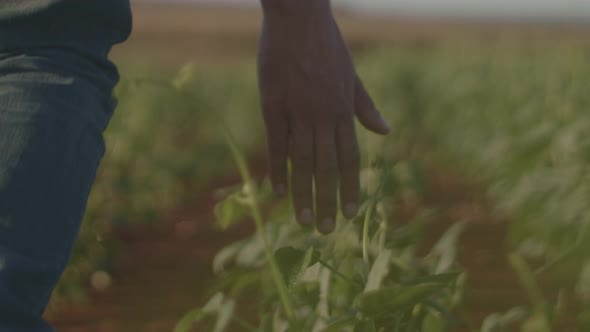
top-left (344, 203), bottom-right (357, 219)
top-left (275, 184), bottom-right (286, 196)
top-left (299, 209), bottom-right (313, 225)
top-left (319, 218), bottom-right (335, 234)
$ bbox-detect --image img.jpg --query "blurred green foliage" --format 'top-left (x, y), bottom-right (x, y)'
top-left (358, 42), bottom-right (590, 330)
top-left (363, 44), bottom-right (590, 280)
top-left (50, 41), bottom-right (590, 330)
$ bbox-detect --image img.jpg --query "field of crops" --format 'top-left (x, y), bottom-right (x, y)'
top-left (44, 4), bottom-right (590, 332)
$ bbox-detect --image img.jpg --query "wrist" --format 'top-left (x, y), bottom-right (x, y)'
top-left (261, 0), bottom-right (333, 27)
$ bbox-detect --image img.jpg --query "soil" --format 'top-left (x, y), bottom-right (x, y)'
top-left (45, 161), bottom-right (576, 332)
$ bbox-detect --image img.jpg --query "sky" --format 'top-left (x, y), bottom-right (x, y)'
top-left (144, 0), bottom-right (590, 22)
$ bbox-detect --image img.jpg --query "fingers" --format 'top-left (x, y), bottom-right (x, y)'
top-left (263, 103), bottom-right (289, 196)
top-left (314, 126), bottom-right (339, 234)
top-left (265, 77), bottom-right (381, 234)
top-left (336, 119), bottom-right (361, 219)
top-left (291, 122), bottom-right (315, 226)
top-left (354, 76), bottom-right (391, 135)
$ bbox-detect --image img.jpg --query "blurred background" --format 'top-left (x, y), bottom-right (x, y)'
top-left (45, 0), bottom-right (590, 331)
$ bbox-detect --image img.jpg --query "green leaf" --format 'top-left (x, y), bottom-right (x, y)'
top-left (214, 193), bottom-right (249, 230)
top-left (173, 63), bottom-right (196, 89)
top-left (404, 272), bottom-right (461, 286)
top-left (521, 314), bottom-right (551, 332)
top-left (430, 222), bottom-right (466, 273)
top-left (578, 309), bottom-right (590, 331)
top-left (174, 293), bottom-right (226, 332)
top-left (275, 247), bottom-right (320, 288)
top-left (355, 283), bottom-right (447, 318)
top-left (212, 241), bottom-right (244, 274)
top-left (364, 249), bottom-right (392, 292)
top-left (235, 235), bottom-right (265, 267)
top-left (321, 316), bottom-right (357, 332)
top-left (362, 198), bottom-right (379, 263)
top-left (508, 254), bottom-right (547, 315)
top-left (285, 321), bottom-right (307, 332)
top-left (256, 177), bottom-right (274, 203)
top-left (260, 313), bottom-right (274, 332)
top-left (212, 299), bottom-right (235, 332)
top-left (576, 261), bottom-right (590, 305)
top-left (408, 160), bottom-right (427, 193)
top-left (227, 271), bottom-right (261, 297)
top-left (174, 307), bottom-right (208, 332)
top-left (354, 319), bottom-right (377, 332)
top-left (201, 292), bottom-right (225, 311)
top-left (480, 307), bottom-right (527, 332)
top-left (382, 170), bottom-right (399, 196)
top-left (421, 306), bottom-right (450, 332)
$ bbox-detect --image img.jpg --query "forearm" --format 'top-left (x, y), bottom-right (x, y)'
top-left (260, 0), bottom-right (332, 21)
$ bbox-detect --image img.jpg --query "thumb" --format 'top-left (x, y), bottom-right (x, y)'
top-left (354, 76), bottom-right (391, 135)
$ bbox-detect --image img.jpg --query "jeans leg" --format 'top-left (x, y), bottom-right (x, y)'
top-left (0, 51), bottom-right (116, 331)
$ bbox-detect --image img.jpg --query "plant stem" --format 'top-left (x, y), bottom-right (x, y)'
top-left (508, 253), bottom-right (546, 314)
top-left (362, 170), bottom-right (387, 264)
top-left (362, 198), bottom-right (378, 264)
top-left (535, 221), bottom-right (589, 275)
top-left (224, 130), bottom-right (295, 320)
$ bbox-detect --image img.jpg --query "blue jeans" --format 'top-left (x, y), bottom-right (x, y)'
top-left (0, 47), bottom-right (119, 331)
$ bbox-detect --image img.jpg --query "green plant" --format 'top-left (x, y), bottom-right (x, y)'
top-left (175, 132), bottom-right (465, 332)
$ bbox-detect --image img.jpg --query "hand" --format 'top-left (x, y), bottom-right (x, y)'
top-left (257, 0), bottom-right (390, 234)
